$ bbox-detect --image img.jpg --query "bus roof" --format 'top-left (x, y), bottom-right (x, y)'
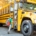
top-left (27, 0), bottom-right (36, 4)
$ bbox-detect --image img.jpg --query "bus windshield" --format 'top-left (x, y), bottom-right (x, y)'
top-left (23, 3), bottom-right (36, 10)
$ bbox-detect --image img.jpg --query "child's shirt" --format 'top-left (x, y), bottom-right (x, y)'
top-left (9, 18), bottom-right (13, 25)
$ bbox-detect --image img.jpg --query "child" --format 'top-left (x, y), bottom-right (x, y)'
top-left (7, 15), bottom-right (13, 34)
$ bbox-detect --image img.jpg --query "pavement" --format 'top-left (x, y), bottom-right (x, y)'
top-left (0, 26), bottom-right (36, 36)
top-left (0, 26), bottom-right (23, 36)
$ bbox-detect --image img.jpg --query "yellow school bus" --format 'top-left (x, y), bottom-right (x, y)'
top-left (0, 0), bottom-right (14, 26)
top-left (0, 0), bottom-right (36, 36)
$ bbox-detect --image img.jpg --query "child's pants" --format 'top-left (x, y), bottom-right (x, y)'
top-left (8, 24), bottom-right (12, 32)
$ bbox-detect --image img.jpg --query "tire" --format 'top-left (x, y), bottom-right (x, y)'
top-left (21, 20), bottom-right (33, 36)
top-left (0, 24), bottom-right (3, 27)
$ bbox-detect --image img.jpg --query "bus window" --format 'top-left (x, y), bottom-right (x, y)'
top-left (0, 10), bottom-right (1, 15)
top-left (5, 7), bottom-right (8, 14)
top-left (10, 4), bottom-right (14, 13)
top-left (0, 10), bottom-right (2, 15)
top-left (3, 9), bottom-right (4, 14)
top-left (4, 9), bottom-right (5, 14)
top-left (8, 6), bottom-right (10, 13)
top-left (1, 10), bottom-right (3, 15)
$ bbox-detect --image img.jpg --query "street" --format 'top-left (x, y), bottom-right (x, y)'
top-left (0, 26), bottom-right (36, 36)
top-left (0, 26), bottom-right (23, 36)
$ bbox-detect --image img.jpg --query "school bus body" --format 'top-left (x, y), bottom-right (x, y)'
top-left (0, 0), bottom-right (36, 36)
top-left (0, 0), bottom-right (14, 24)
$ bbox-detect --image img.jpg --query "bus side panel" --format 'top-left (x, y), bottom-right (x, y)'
top-left (17, 9), bottom-right (23, 31)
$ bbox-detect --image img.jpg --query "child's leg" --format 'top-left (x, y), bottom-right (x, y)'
top-left (8, 24), bottom-right (12, 34)
top-left (9, 25), bottom-right (11, 31)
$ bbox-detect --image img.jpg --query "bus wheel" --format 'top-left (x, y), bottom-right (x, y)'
top-left (21, 20), bottom-right (33, 36)
top-left (1, 24), bottom-right (3, 27)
